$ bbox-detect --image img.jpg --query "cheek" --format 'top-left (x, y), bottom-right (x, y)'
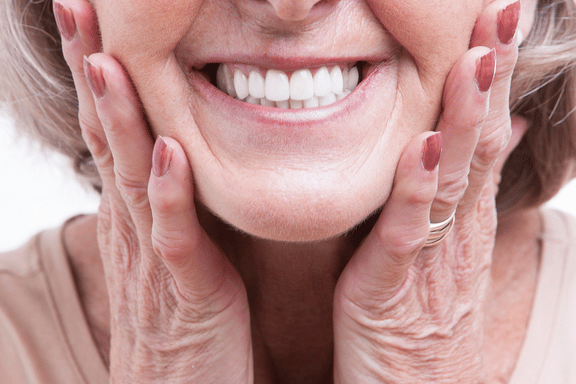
top-left (366, 0), bottom-right (482, 82)
top-left (95, 0), bottom-right (202, 62)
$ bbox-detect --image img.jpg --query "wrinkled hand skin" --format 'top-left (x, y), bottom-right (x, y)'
top-left (55, 0), bottom-right (520, 382)
top-left (333, 1), bottom-right (520, 383)
top-left (56, 1), bottom-right (253, 382)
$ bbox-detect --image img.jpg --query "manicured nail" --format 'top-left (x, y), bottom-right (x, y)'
top-left (475, 49), bottom-right (496, 93)
top-left (153, 136), bottom-right (172, 177)
top-left (422, 132), bottom-right (442, 172)
top-left (53, 2), bottom-right (77, 41)
top-left (497, 0), bottom-right (521, 45)
top-left (83, 56), bottom-right (106, 99)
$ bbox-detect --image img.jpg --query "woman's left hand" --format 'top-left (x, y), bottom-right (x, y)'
top-left (333, 1), bottom-right (521, 382)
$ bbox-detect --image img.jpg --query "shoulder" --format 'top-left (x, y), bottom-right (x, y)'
top-left (0, 224), bottom-right (107, 383)
top-left (540, 207), bottom-right (576, 246)
top-left (530, 208), bottom-right (576, 382)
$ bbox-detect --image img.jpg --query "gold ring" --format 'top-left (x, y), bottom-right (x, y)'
top-left (424, 211), bottom-right (455, 247)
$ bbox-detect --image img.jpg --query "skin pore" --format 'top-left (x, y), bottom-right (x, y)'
top-left (64, 0), bottom-right (540, 382)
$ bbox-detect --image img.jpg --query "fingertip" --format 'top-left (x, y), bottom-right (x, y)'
top-left (375, 131), bottom-right (440, 249)
top-left (84, 55), bottom-right (106, 99)
top-left (148, 136), bottom-right (194, 220)
top-left (422, 132), bottom-right (443, 172)
top-left (53, 2), bottom-right (77, 41)
top-left (441, 46), bottom-right (492, 127)
top-left (475, 48), bottom-right (496, 94)
top-left (152, 136), bottom-right (173, 178)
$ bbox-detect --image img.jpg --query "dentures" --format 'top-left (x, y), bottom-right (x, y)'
top-left (216, 63), bottom-right (360, 108)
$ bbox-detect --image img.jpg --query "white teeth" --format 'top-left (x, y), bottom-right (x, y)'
top-left (217, 64), bottom-right (236, 98)
top-left (289, 99), bottom-right (303, 109)
top-left (304, 96), bottom-right (319, 108)
top-left (248, 70), bottom-right (266, 98)
top-left (276, 100), bottom-right (290, 109)
top-left (265, 69), bottom-right (290, 101)
top-left (337, 90), bottom-right (350, 100)
top-left (261, 97), bottom-right (275, 107)
top-left (347, 66), bottom-right (359, 91)
top-left (290, 69), bottom-right (314, 100)
top-left (234, 70), bottom-right (249, 100)
top-left (319, 92), bottom-right (337, 106)
top-left (330, 66), bottom-right (343, 94)
top-left (314, 67), bottom-right (331, 97)
top-left (246, 95), bottom-right (260, 105)
top-left (216, 63), bottom-right (360, 108)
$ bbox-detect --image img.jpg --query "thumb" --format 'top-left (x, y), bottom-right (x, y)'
top-left (148, 136), bottom-right (243, 302)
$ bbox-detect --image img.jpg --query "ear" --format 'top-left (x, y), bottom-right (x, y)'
top-left (493, 115), bottom-right (530, 187)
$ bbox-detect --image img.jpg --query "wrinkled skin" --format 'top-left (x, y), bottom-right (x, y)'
top-left (55, 0), bottom-right (538, 382)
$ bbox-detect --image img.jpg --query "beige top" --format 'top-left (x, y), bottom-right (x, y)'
top-left (1, 209), bottom-right (575, 383)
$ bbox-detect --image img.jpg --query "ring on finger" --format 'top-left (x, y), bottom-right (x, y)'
top-left (424, 211), bottom-right (455, 247)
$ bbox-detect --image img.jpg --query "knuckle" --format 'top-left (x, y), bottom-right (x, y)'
top-left (114, 167), bottom-right (150, 210)
top-left (151, 188), bottom-right (182, 216)
top-left (436, 171), bottom-right (469, 210)
top-left (376, 223), bottom-right (428, 259)
top-left (474, 128), bottom-right (507, 168)
top-left (405, 184), bottom-right (436, 206)
top-left (110, 221), bottom-right (140, 271)
top-left (151, 233), bottom-right (185, 262)
top-left (151, 228), bottom-right (201, 263)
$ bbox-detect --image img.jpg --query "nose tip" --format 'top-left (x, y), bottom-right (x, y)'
top-left (267, 0), bottom-right (323, 21)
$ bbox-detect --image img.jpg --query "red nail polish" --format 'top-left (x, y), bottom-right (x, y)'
top-left (497, 0), bottom-right (521, 45)
top-left (422, 132), bottom-right (442, 172)
top-left (53, 2), bottom-right (77, 41)
top-left (475, 49), bottom-right (496, 93)
top-left (153, 136), bottom-right (172, 177)
top-left (83, 56), bottom-right (106, 99)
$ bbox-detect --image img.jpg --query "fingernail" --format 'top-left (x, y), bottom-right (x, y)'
top-left (153, 136), bottom-right (173, 177)
top-left (53, 2), bottom-right (77, 41)
top-left (422, 132), bottom-right (442, 172)
top-left (475, 49), bottom-right (496, 93)
top-left (83, 56), bottom-right (106, 99)
top-left (497, 0), bottom-right (521, 45)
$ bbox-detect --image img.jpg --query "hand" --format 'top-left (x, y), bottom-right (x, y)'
top-left (54, 1), bottom-right (253, 382)
top-left (333, 0), bottom-right (521, 382)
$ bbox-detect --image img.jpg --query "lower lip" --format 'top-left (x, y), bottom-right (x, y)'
top-left (188, 63), bottom-right (388, 129)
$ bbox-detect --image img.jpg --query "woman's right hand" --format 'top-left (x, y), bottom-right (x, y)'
top-left (54, 1), bottom-right (253, 382)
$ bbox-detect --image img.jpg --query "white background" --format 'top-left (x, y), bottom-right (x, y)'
top-left (1, 113), bottom-right (576, 252)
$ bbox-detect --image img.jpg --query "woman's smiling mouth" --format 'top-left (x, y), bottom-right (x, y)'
top-left (211, 62), bottom-right (363, 108)
top-left (196, 60), bottom-right (384, 109)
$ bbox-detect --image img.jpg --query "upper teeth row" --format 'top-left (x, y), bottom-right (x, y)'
top-left (216, 64), bottom-right (359, 108)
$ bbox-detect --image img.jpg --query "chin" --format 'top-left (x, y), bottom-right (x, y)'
top-left (195, 168), bottom-right (393, 242)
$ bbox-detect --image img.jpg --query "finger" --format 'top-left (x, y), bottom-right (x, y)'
top-left (463, 0), bottom-right (521, 208)
top-left (338, 132), bottom-right (441, 304)
top-left (84, 54), bottom-right (155, 230)
top-left (148, 137), bottom-right (243, 302)
top-left (430, 47), bottom-right (494, 222)
top-left (54, 0), bottom-right (103, 144)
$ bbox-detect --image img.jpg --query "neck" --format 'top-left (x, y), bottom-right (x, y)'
top-left (64, 208), bottom-right (540, 384)
top-left (199, 207), bottom-right (371, 383)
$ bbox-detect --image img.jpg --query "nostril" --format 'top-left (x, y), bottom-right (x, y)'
top-left (267, 0), bottom-right (322, 21)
